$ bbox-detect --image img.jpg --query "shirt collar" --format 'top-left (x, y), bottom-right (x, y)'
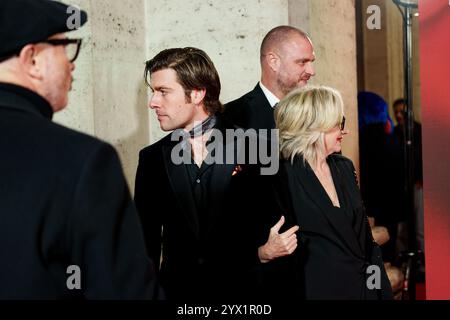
top-left (259, 82), bottom-right (280, 108)
top-left (187, 115), bottom-right (217, 138)
top-left (178, 115), bottom-right (218, 151)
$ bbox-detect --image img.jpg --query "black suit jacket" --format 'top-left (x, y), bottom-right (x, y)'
top-left (134, 115), bottom-right (260, 301)
top-left (224, 84), bottom-right (275, 130)
top-left (249, 154), bottom-right (393, 300)
top-left (0, 83), bottom-right (160, 299)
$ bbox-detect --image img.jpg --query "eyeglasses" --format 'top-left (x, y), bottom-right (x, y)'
top-left (40, 38), bottom-right (83, 63)
top-left (340, 116), bottom-right (346, 131)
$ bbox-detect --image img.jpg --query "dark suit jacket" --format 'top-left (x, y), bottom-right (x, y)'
top-left (134, 115), bottom-right (261, 301)
top-left (249, 154), bottom-right (393, 300)
top-left (224, 84), bottom-right (275, 130)
top-left (0, 83), bottom-right (160, 299)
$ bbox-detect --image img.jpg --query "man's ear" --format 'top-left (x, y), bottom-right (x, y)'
top-left (191, 88), bottom-right (206, 105)
top-left (18, 44), bottom-right (43, 80)
top-left (266, 51), bottom-right (280, 72)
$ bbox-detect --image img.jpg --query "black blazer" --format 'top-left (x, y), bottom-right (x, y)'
top-left (253, 154), bottom-right (393, 300)
top-left (134, 115), bottom-right (260, 301)
top-left (224, 84), bottom-right (275, 130)
top-left (0, 83), bottom-right (160, 299)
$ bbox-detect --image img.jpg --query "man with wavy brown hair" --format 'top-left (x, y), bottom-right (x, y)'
top-left (135, 47), bottom-right (297, 301)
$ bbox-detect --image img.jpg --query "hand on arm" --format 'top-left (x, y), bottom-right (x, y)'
top-left (258, 216), bottom-right (299, 264)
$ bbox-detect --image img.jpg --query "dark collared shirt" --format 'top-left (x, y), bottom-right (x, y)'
top-left (185, 159), bottom-right (214, 240)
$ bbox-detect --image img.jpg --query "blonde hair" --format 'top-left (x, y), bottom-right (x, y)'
top-left (274, 85), bottom-right (344, 164)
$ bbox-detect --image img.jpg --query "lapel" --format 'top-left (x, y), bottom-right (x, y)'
top-left (288, 157), bottom-right (364, 259)
top-left (162, 140), bottom-right (200, 239)
top-left (328, 157), bottom-right (365, 255)
top-left (205, 118), bottom-right (238, 235)
top-left (248, 85), bottom-right (275, 129)
top-left (160, 116), bottom-right (238, 239)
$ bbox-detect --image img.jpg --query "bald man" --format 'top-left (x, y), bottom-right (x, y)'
top-left (224, 25), bottom-right (316, 130)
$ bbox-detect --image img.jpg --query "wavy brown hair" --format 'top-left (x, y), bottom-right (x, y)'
top-left (145, 47), bottom-right (223, 114)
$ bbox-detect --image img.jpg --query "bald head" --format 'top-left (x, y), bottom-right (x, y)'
top-left (260, 26), bottom-right (310, 63)
top-left (260, 26), bottom-right (315, 99)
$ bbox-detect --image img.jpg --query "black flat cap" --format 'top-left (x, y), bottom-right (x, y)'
top-left (0, 0), bottom-right (88, 60)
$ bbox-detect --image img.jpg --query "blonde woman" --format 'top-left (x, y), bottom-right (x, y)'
top-left (265, 86), bottom-right (393, 299)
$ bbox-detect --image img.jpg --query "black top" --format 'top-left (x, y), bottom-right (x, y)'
top-left (328, 158), bottom-right (359, 232)
top-left (241, 154), bottom-right (393, 300)
top-left (185, 157), bottom-right (214, 241)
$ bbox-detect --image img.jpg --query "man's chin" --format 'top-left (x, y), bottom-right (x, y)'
top-left (298, 80), bottom-right (309, 87)
top-left (52, 101), bottom-right (68, 113)
top-left (159, 124), bottom-right (173, 132)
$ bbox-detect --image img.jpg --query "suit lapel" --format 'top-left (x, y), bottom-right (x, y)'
top-left (162, 143), bottom-right (200, 239)
top-left (205, 122), bottom-right (237, 235)
top-left (289, 159), bottom-right (364, 259)
top-left (328, 157), bottom-right (366, 255)
top-left (207, 163), bottom-right (235, 235)
top-left (248, 85), bottom-right (275, 129)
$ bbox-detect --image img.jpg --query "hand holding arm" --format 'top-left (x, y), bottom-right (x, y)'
top-left (258, 216), bottom-right (300, 263)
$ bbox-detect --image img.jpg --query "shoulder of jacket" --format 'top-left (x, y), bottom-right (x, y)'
top-left (139, 133), bottom-right (172, 158)
top-left (330, 154), bottom-right (359, 183)
top-left (330, 153), bottom-right (352, 164)
top-left (42, 121), bottom-right (111, 155)
top-left (225, 85), bottom-right (260, 108)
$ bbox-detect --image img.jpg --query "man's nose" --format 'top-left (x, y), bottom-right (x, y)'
top-left (149, 95), bottom-right (158, 109)
top-left (307, 62), bottom-right (315, 76)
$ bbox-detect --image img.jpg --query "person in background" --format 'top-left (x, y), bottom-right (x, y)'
top-left (358, 91), bottom-right (403, 264)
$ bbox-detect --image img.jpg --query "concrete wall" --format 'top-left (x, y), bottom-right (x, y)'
top-left (57, 0), bottom-right (149, 189)
top-left (303, 0), bottom-right (359, 170)
top-left (57, 0), bottom-right (360, 188)
top-left (145, 0), bottom-right (290, 143)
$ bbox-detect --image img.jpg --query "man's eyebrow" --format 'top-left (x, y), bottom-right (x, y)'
top-left (296, 58), bottom-right (315, 63)
top-left (152, 86), bottom-right (172, 91)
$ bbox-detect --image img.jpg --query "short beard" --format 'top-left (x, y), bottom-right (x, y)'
top-left (277, 78), bottom-right (297, 97)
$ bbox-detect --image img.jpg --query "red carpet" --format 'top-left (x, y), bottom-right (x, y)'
top-left (416, 283), bottom-right (426, 300)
